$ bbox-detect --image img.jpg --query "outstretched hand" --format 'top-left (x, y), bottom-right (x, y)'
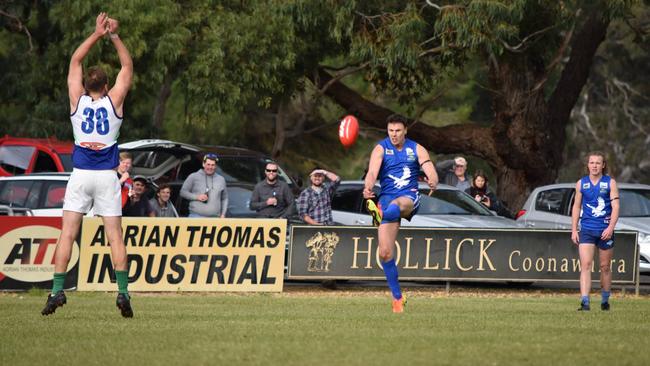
top-left (107, 18), bottom-right (119, 34)
top-left (95, 12), bottom-right (109, 36)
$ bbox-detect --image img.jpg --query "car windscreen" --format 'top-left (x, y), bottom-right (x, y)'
top-left (0, 145), bottom-right (36, 175)
top-left (417, 189), bottom-right (493, 216)
top-left (619, 189), bottom-right (650, 217)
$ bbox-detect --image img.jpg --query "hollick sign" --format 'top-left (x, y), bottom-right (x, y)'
top-left (288, 226), bottom-right (638, 283)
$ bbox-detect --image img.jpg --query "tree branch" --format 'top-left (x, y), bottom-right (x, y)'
top-left (309, 67), bottom-right (495, 159)
top-left (0, 9), bottom-right (34, 52)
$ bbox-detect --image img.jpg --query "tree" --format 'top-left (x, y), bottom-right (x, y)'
top-left (300, 1), bottom-right (637, 210)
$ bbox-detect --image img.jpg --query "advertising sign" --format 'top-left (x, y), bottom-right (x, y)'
top-left (0, 217), bottom-right (79, 290)
top-left (288, 226), bottom-right (638, 283)
top-left (77, 217), bottom-right (287, 292)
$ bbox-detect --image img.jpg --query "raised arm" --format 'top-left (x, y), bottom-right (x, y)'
top-left (106, 18), bottom-right (133, 116)
top-left (68, 12), bottom-right (109, 111)
top-left (363, 144), bottom-right (384, 199)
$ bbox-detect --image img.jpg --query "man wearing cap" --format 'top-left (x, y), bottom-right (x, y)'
top-left (123, 176), bottom-right (155, 217)
top-left (443, 156), bottom-right (470, 192)
top-left (297, 167), bottom-right (340, 225)
top-left (180, 153), bottom-right (228, 218)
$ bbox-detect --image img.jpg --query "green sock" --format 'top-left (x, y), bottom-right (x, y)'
top-left (51, 272), bottom-right (66, 294)
top-left (115, 270), bottom-right (129, 294)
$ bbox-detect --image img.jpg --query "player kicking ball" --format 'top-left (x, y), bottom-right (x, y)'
top-left (363, 114), bottom-right (438, 313)
top-left (41, 12), bottom-right (134, 317)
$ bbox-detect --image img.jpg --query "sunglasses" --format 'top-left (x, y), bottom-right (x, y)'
top-left (266, 169), bottom-right (278, 173)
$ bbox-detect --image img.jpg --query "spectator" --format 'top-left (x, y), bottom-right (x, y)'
top-left (297, 167), bottom-right (340, 225)
top-left (465, 170), bottom-right (512, 218)
top-left (443, 156), bottom-right (470, 192)
top-left (123, 176), bottom-right (155, 217)
top-left (180, 153), bottom-right (228, 218)
top-left (117, 151), bottom-right (133, 207)
top-left (249, 162), bottom-right (294, 218)
top-left (149, 183), bottom-right (178, 217)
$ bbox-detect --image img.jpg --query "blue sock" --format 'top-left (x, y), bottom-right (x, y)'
top-left (381, 203), bottom-right (400, 223)
top-left (601, 291), bottom-right (610, 304)
top-left (382, 259), bottom-right (402, 300)
top-left (581, 295), bottom-right (590, 306)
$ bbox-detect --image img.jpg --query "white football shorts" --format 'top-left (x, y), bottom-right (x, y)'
top-left (63, 168), bottom-right (121, 216)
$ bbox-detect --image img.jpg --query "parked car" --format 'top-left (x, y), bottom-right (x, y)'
top-left (331, 181), bottom-right (521, 228)
top-left (516, 183), bottom-right (650, 273)
top-left (119, 139), bottom-right (303, 218)
top-left (0, 173), bottom-right (71, 216)
top-left (0, 135), bottom-right (73, 176)
top-left (118, 139), bottom-right (299, 190)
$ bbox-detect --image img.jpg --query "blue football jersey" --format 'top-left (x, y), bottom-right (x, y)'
top-left (378, 137), bottom-right (420, 196)
top-left (579, 175), bottom-right (612, 231)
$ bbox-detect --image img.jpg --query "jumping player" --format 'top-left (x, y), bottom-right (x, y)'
top-left (571, 151), bottom-right (619, 311)
top-left (363, 114), bottom-right (438, 313)
top-left (41, 13), bottom-right (134, 317)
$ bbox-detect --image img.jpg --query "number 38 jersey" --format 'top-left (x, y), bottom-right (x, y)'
top-left (70, 95), bottom-right (122, 170)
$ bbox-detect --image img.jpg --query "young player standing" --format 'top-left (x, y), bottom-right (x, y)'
top-left (571, 152), bottom-right (620, 311)
top-left (41, 12), bottom-right (134, 317)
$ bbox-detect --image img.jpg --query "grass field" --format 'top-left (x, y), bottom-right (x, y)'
top-left (1, 287), bottom-right (649, 366)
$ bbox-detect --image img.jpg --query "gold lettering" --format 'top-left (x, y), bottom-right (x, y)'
top-left (509, 250), bottom-right (520, 271)
top-left (351, 237), bottom-right (373, 269)
top-left (617, 259), bottom-right (626, 273)
top-left (477, 239), bottom-right (496, 271)
top-left (424, 238), bottom-right (439, 270)
top-left (572, 258), bottom-right (580, 272)
top-left (403, 237), bottom-right (418, 269)
top-left (547, 258), bottom-right (557, 272)
top-left (443, 238), bottom-right (452, 270)
top-left (455, 238), bottom-right (473, 271)
top-left (560, 258), bottom-right (569, 272)
top-left (522, 257), bottom-right (531, 272)
top-left (535, 258), bottom-right (545, 272)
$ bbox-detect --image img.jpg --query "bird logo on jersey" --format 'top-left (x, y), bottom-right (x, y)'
top-left (586, 197), bottom-right (606, 217)
top-left (388, 166), bottom-right (411, 189)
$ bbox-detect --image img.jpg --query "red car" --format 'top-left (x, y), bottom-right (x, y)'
top-left (0, 135), bottom-right (74, 176)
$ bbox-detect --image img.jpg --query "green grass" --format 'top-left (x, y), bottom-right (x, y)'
top-left (1, 288), bottom-right (649, 366)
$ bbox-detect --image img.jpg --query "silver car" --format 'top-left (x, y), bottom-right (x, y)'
top-left (331, 181), bottom-right (520, 228)
top-left (516, 183), bottom-right (650, 273)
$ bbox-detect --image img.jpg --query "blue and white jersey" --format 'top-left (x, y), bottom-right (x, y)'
top-left (579, 175), bottom-right (612, 231)
top-left (70, 95), bottom-right (122, 170)
top-left (378, 137), bottom-right (420, 196)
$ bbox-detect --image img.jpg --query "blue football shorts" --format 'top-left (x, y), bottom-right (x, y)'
top-left (378, 190), bottom-right (420, 222)
top-left (579, 229), bottom-right (615, 250)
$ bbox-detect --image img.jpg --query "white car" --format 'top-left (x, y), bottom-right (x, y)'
top-left (517, 183), bottom-right (650, 273)
top-left (331, 181), bottom-right (521, 228)
top-left (0, 173), bottom-right (71, 216)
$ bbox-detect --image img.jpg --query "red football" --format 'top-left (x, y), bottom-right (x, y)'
top-left (339, 115), bottom-right (359, 148)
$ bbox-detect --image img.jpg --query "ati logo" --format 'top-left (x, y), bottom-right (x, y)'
top-left (0, 225), bottom-right (79, 282)
top-left (306, 232), bottom-right (340, 272)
